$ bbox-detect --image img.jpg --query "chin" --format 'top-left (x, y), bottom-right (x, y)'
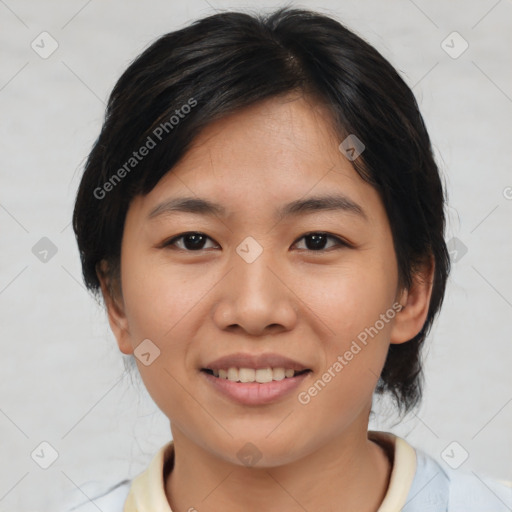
top-left (207, 431), bottom-right (311, 469)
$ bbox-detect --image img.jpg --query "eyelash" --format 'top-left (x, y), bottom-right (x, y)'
top-left (161, 231), bottom-right (351, 252)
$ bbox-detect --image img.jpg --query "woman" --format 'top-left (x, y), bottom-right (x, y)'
top-left (69, 7), bottom-right (512, 511)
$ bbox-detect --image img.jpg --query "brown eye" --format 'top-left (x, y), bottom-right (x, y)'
top-left (293, 232), bottom-right (348, 251)
top-left (164, 232), bottom-right (218, 251)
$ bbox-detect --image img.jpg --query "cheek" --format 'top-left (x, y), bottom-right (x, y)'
top-left (295, 269), bottom-right (396, 427)
top-left (121, 254), bottom-right (203, 340)
top-left (120, 256), bottom-right (205, 420)
top-left (119, 253), bottom-right (219, 386)
top-left (290, 254), bottom-right (398, 414)
top-left (291, 256), bottom-right (397, 343)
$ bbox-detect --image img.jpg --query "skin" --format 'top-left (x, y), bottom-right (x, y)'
top-left (98, 93), bottom-right (434, 512)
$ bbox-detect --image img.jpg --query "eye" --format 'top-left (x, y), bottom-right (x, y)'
top-left (162, 231), bottom-right (350, 252)
top-left (293, 232), bottom-right (349, 251)
top-left (163, 232), bottom-right (219, 251)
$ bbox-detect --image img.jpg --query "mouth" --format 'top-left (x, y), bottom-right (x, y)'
top-left (201, 368), bottom-right (311, 405)
top-left (201, 367), bottom-right (311, 383)
top-left (200, 353), bottom-right (312, 405)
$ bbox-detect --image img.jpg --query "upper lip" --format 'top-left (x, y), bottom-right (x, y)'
top-left (203, 353), bottom-right (310, 371)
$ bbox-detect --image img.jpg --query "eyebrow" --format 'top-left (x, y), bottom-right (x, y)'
top-left (147, 194), bottom-right (367, 221)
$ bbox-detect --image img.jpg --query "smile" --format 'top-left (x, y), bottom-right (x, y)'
top-left (201, 368), bottom-right (311, 405)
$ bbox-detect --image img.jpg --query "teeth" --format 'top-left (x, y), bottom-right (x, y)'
top-left (227, 367), bottom-right (238, 381)
top-left (239, 368), bottom-right (255, 382)
top-left (255, 368), bottom-right (273, 383)
top-left (211, 367), bottom-right (302, 382)
top-left (273, 368), bottom-right (285, 381)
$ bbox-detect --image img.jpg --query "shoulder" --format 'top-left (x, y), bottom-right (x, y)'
top-left (60, 479), bottom-right (131, 512)
top-left (61, 441), bottom-right (174, 511)
top-left (444, 460), bottom-right (512, 512)
top-left (405, 446), bottom-right (512, 512)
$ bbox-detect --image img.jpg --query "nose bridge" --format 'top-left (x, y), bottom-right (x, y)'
top-left (213, 235), bottom-right (296, 334)
top-left (231, 235), bottom-right (278, 300)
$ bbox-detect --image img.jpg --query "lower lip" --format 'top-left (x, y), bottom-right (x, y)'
top-left (202, 371), bottom-right (310, 405)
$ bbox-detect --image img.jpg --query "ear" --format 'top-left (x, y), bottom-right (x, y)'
top-left (96, 260), bottom-right (134, 355)
top-left (390, 256), bottom-right (435, 345)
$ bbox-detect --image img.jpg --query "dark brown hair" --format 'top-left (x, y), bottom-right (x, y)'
top-left (72, 7), bottom-right (450, 415)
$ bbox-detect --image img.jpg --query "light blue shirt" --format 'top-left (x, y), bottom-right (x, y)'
top-left (403, 448), bottom-right (512, 511)
top-left (63, 440), bottom-right (512, 511)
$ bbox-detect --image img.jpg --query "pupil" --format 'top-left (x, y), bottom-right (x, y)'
top-left (185, 233), bottom-right (205, 250)
top-left (307, 234), bottom-right (326, 250)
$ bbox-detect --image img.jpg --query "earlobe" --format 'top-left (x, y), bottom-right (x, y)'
top-left (96, 260), bottom-right (134, 355)
top-left (390, 257), bottom-right (435, 345)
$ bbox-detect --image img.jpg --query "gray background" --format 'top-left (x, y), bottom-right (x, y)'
top-left (1, 0), bottom-right (511, 510)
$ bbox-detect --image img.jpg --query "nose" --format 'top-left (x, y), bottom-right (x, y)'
top-left (212, 242), bottom-right (298, 336)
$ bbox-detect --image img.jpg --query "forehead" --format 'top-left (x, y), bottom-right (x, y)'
top-left (183, 94), bottom-right (345, 178)
top-left (129, 94), bottom-right (385, 226)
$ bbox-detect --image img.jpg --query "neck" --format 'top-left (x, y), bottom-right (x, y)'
top-left (165, 424), bottom-right (392, 512)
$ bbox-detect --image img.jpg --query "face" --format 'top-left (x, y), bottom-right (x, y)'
top-left (103, 93), bottom-right (424, 467)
